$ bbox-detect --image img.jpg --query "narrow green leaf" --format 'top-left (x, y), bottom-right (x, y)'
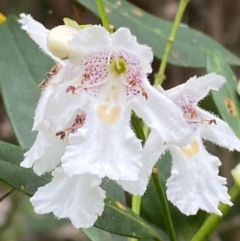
top-left (0, 141), bottom-right (49, 196)
top-left (0, 141), bottom-right (161, 240)
top-left (0, 16), bottom-right (53, 149)
top-left (76, 0), bottom-right (240, 68)
top-left (206, 50), bottom-right (240, 138)
top-left (82, 226), bottom-right (128, 241)
top-left (82, 227), bottom-right (112, 241)
top-left (95, 197), bottom-right (160, 239)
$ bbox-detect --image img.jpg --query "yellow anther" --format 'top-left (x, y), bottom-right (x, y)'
top-left (0, 13), bottom-right (6, 24)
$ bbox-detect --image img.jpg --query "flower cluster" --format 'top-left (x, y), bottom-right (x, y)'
top-left (19, 13), bottom-right (240, 228)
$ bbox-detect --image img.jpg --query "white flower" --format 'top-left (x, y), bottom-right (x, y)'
top-left (164, 74), bottom-right (240, 214)
top-left (18, 13), bottom-right (192, 227)
top-left (19, 14), bottom-right (192, 183)
top-left (130, 74), bottom-right (239, 214)
top-left (51, 24), bottom-right (192, 182)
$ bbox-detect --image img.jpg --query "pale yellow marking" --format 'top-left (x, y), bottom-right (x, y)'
top-left (225, 98), bottom-right (237, 116)
top-left (132, 8), bottom-right (143, 17)
top-left (116, 201), bottom-right (126, 210)
top-left (97, 104), bottom-right (121, 124)
top-left (111, 85), bottom-right (117, 90)
top-left (180, 140), bottom-right (200, 157)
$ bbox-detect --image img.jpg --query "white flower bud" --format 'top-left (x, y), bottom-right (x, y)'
top-left (47, 25), bottom-right (78, 59)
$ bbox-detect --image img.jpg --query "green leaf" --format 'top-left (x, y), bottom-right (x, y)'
top-left (82, 227), bottom-right (112, 241)
top-left (95, 197), bottom-right (161, 239)
top-left (82, 226), bottom-right (128, 241)
top-left (0, 16), bottom-right (53, 150)
top-left (206, 50), bottom-right (240, 138)
top-left (76, 0), bottom-right (240, 68)
top-left (0, 141), bottom-right (161, 240)
top-left (0, 141), bottom-right (49, 196)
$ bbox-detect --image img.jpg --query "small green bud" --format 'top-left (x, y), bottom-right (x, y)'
top-left (237, 81), bottom-right (240, 96)
top-left (63, 18), bottom-right (92, 30)
top-left (232, 163), bottom-right (240, 187)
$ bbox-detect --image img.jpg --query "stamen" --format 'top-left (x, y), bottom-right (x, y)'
top-left (55, 113), bottom-right (86, 139)
top-left (187, 118), bottom-right (216, 125)
top-left (39, 80), bottom-right (47, 89)
top-left (141, 87), bottom-right (148, 100)
top-left (66, 86), bottom-right (78, 94)
top-left (66, 79), bottom-right (108, 94)
top-left (114, 54), bottom-right (121, 70)
top-left (56, 131), bottom-right (66, 140)
top-left (47, 64), bottom-right (61, 79)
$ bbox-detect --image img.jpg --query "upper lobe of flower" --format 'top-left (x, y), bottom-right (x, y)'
top-left (165, 73), bottom-right (240, 150)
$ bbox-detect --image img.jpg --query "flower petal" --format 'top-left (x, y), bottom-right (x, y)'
top-left (198, 108), bottom-right (240, 151)
top-left (165, 73), bottom-right (226, 103)
top-left (21, 131), bottom-right (48, 168)
top-left (117, 131), bottom-right (165, 195)
top-left (33, 63), bottom-right (80, 131)
top-left (33, 137), bottom-right (68, 175)
top-left (166, 138), bottom-right (232, 215)
top-left (131, 80), bottom-right (191, 146)
top-left (68, 25), bottom-right (110, 64)
top-left (62, 107), bottom-right (142, 181)
top-left (30, 168), bottom-right (105, 228)
top-left (21, 131), bottom-right (67, 175)
top-left (37, 78), bottom-right (87, 132)
top-left (18, 13), bottom-right (63, 63)
top-left (111, 28), bottom-right (153, 74)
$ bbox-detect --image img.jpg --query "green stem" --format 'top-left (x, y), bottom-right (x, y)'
top-left (154, 0), bottom-right (190, 85)
top-left (129, 195), bottom-right (142, 241)
top-left (96, 0), bottom-right (112, 32)
top-left (152, 172), bottom-right (177, 241)
top-left (191, 184), bottom-right (240, 241)
top-left (132, 195), bottom-right (142, 214)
